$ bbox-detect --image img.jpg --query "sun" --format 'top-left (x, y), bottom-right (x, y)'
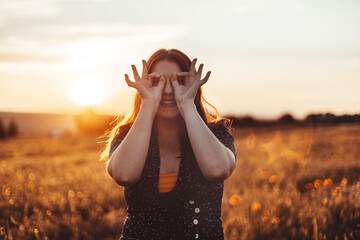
top-left (68, 77), bottom-right (107, 107)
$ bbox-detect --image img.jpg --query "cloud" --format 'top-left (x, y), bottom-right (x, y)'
top-left (0, 53), bottom-right (65, 63)
top-left (0, 23), bottom-right (188, 71)
top-left (35, 23), bottom-right (187, 42)
top-left (0, 0), bottom-right (121, 24)
top-left (235, 0), bottom-right (304, 11)
top-left (0, 0), bottom-right (61, 22)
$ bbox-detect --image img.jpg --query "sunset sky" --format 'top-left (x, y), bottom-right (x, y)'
top-left (0, 0), bottom-right (359, 119)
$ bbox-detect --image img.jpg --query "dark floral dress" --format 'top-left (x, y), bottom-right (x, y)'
top-left (109, 120), bottom-right (237, 240)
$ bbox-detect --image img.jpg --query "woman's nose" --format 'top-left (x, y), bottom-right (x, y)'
top-left (163, 78), bottom-right (173, 94)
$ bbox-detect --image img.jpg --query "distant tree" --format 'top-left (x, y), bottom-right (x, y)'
top-left (7, 118), bottom-right (18, 137)
top-left (0, 117), bottom-right (6, 139)
top-left (242, 116), bottom-right (256, 125)
top-left (278, 113), bottom-right (296, 125)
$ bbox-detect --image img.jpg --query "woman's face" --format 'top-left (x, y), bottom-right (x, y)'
top-left (151, 59), bottom-right (182, 120)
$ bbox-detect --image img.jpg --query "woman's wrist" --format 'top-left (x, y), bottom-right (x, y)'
top-left (178, 101), bottom-right (197, 119)
top-left (140, 101), bottom-right (159, 118)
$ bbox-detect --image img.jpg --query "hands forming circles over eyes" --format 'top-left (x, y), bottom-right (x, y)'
top-left (124, 58), bottom-right (211, 113)
top-left (170, 58), bottom-right (211, 106)
top-left (125, 60), bottom-right (166, 105)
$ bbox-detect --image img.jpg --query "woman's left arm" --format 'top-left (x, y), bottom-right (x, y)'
top-left (171, 58), bottom-right (236, 182)
top-left (182, 102), bottom-right (236, 182)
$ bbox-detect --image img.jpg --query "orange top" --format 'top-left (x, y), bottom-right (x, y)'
top-left (158, 172), bottom-right (178, 193)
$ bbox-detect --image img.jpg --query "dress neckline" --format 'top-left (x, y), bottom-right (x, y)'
top-left (159, 172), bottom-right (178, 176)
top-left (154, 138), bottom-right (183, 195)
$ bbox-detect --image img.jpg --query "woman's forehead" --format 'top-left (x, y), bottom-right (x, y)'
top-left (151, 59), bottom-right (182, 73)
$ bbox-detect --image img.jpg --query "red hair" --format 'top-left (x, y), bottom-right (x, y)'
top-left (99, 49), bottom-right (226, 162)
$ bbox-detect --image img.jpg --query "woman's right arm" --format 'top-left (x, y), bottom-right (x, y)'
top-left (106, 60), bottom-right (165, 186)
top-left (107, 102), bottom-right (157, 186)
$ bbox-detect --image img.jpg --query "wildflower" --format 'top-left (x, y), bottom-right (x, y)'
top-left (340, 178), bottom-right (348, 187)
top-left (76, 191), bottom-right (84, 198)
top-left (259, 171), bottom-right (268, 180)
top-left (229, 194), bottom-right (242, 206)
top-left (333, 187), bottom-right (340, 196)
top-left (252, 202), bottom-right (261, 212)
top-left (305, 183), bottom-right (313, 190)
top-left (271, 217), bottom-right (280, 224)
top-left (68, 190), bottom-right (75, 198)
top-left (269, 175), bottom-right (277, 183)
top-left (314, 179), bottom-right (322, 188)
top-left (356, 182), bottom-right (360, 189)
top-left (9, 199), bottom-right (14, 204)
top-left (16, 184), bottom-right (23, 191)
top-left (28, 181), bottom-right (34, 189)
top-left (263, 210), bottom-right (269, 216)
top-left (323, 178), bottom-right (333, 188)
top-left (34, 228), bottom-right (39, 238)
top-left (5, 187), bottom-right (11, 196)
top-left (262, 216), bottom-right (269, 223)
top-left (28, 173), bottom-right (35, 181)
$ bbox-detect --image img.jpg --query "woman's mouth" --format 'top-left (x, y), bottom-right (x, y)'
top-left (160, 100), bottom-right (176, 106)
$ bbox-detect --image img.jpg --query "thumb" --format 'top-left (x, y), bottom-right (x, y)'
top-left (157, 72), bottom-right (166, 89)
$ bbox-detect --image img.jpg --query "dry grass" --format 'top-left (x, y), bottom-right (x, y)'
top-left (1, 124), bottom-right (360, 239)
top-left (223, 124), bottom-right (360, 240)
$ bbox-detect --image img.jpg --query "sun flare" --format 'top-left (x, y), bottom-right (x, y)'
top-left (68, 77), bottom-right (107, 107)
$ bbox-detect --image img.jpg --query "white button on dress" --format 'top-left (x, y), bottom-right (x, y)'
top-left (195, 233), bottom-right (199, 239)
top-left (189, 200), bottom-right (195, 204)
top-left (193, 219), bottom-right (198, 225)
top-left (195, 208), bottom-right (200, 213)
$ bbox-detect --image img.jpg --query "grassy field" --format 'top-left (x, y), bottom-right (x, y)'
top-left (1, 124), bottom-right (360, 240)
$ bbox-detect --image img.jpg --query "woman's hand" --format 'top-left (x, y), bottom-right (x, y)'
top-left (125, 60), bottom-right (165, 107)
top-left (170, 58), bottom-right (211, 113)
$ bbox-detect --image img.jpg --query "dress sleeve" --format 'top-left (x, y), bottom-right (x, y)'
top-left (109, 125), bottom-right (131, 159)
top-left (209, 120), bottom-right (237, 161)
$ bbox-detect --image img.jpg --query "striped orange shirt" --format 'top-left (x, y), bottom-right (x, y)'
top-left (158, 172), bottom-right (178, 193)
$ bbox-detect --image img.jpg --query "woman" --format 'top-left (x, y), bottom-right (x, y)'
top-left (102, 49), bottom-right (237, 240)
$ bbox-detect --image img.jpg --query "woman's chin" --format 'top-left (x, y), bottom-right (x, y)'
top-left (156, 107), bottom-right (181, 120)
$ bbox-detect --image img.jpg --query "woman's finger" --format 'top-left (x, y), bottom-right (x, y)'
top-left (148, 72), bottom-right (160, 78)
top-left (125, 74), bottom-right (136, 88)
top-left (157, 72), bottom-right (166, 89)
top-left (189, 58), bottom-right (197, 77)
top-left (170, 72), bottom-right (179, 89)
top-left (176, 72), bottom-right (189, 77)
top-left (131, 65), bottom-right (141, 82)
top-left (197, 64), bottom-right (204, 78)
top-left (148, 72), bottom-right (160, 86)
top-left (199, 71), bottom-right (211, 86)
top-left (141, 60), bottom-right (148, 79)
